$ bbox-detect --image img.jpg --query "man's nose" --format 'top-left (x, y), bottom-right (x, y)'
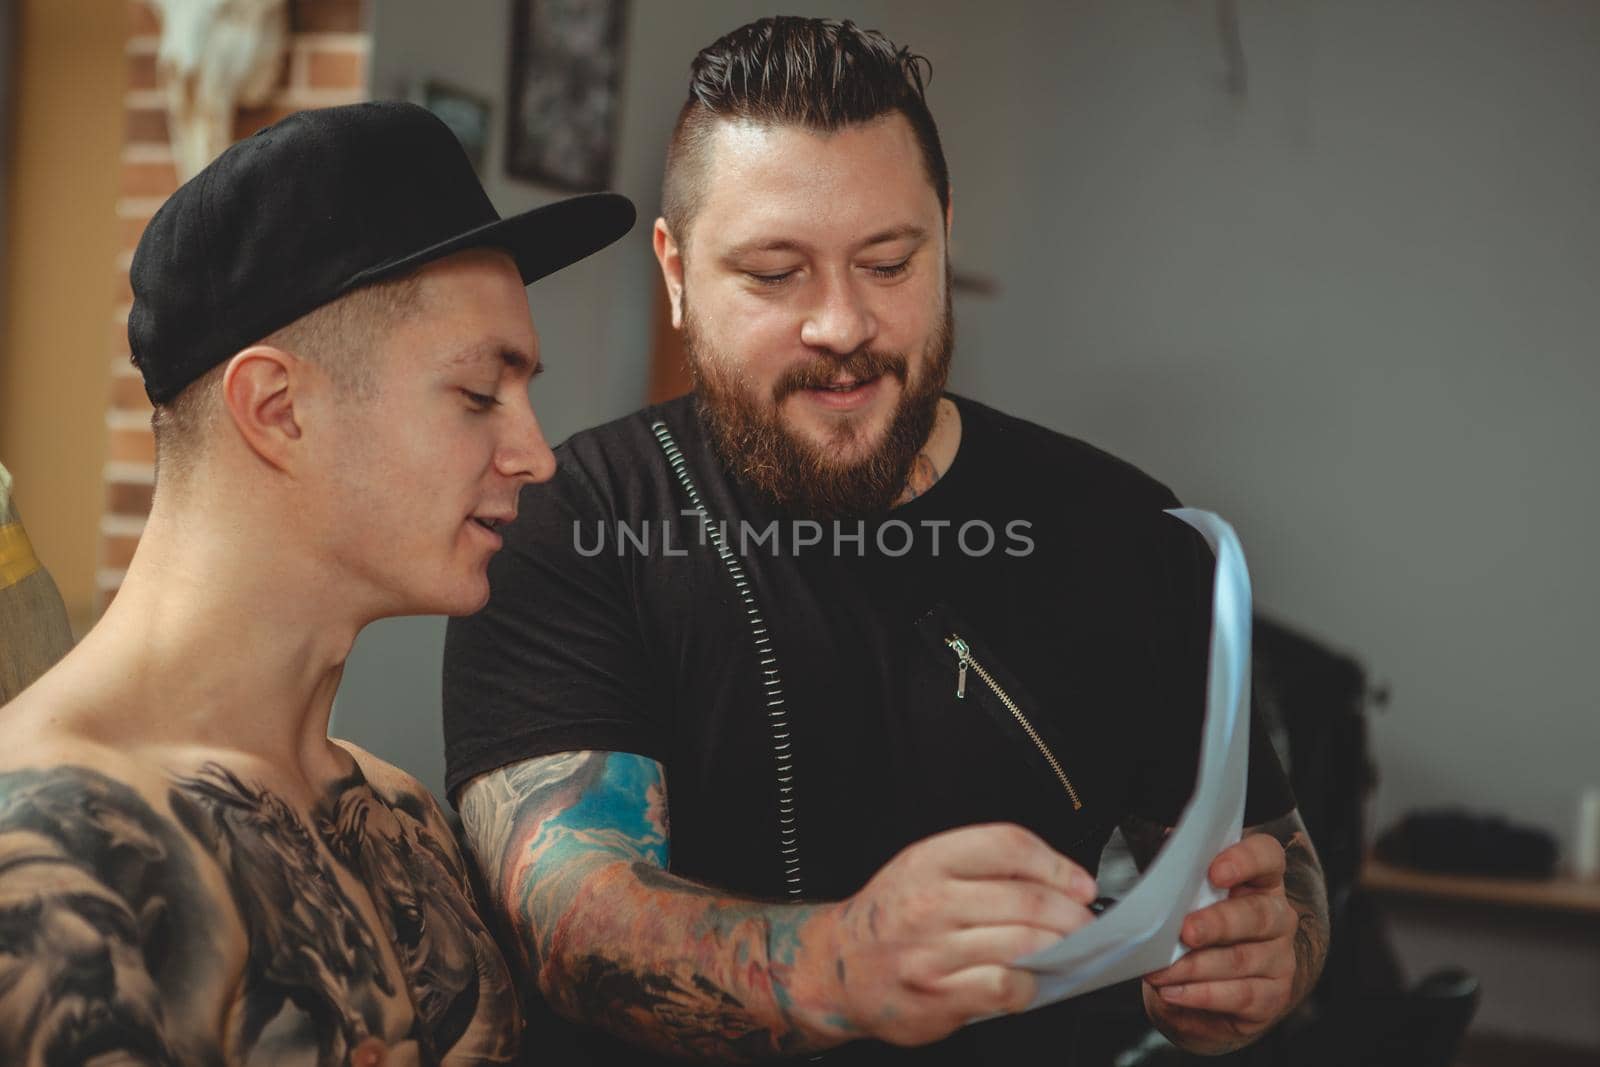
top-left (799, 270), bottom-right (877, 356)
top-left (497, 395), bottom-right (557, 486)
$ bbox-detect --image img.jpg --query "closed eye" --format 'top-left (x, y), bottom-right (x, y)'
top-left (461, 389), bottom-right (500, 411)
top-left (746, 270), bottom-right (796, 287)
top-left (867, 258), bottom-right (912, 279)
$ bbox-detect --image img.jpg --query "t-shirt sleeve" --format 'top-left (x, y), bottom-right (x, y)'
top-left (1125, 511), bottom-right (1297, 828)
top-left (442, 458), bottom-right (664, 806)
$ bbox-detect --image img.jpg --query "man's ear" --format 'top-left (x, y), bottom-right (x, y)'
top-left (653, 217), bottom-right (685, 329)
top-left (220, 346), bottom-right (304, 471)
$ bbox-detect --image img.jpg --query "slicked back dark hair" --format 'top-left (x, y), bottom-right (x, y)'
top-left (662, 17), bottom-right (949, 246)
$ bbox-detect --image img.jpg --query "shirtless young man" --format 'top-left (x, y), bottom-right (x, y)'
top-left (0, 102), bottom-right (632, 1065)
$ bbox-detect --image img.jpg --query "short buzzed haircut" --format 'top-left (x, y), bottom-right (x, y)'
top-left (661, 17), bottom-right (950, 246)
top-left (151, 274), bottom-right (424, 485)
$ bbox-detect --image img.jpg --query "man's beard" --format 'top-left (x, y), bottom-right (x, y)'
top-left (685, 297), bottom-right (954, 519)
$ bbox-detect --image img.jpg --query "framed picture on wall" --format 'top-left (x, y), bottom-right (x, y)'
top-left (505, 0), bottom-right (629, 192)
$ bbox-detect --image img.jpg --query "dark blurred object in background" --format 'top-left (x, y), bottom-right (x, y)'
top-left (0, 461), bottom-right (74, 703)
top-left (1375, 810), bottom-right (1559, 880)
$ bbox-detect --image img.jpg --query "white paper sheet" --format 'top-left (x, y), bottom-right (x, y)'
top-left (1015, 508), bottom-right (1253, 1008)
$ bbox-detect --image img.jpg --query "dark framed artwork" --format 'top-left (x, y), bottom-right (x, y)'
top-left (505, 0), bottom-right (629, 192)
top-left (422, 82), bottom-right (492, 172)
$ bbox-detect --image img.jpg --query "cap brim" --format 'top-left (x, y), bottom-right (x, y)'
top-left (345, 191), bottom-right (637, 291)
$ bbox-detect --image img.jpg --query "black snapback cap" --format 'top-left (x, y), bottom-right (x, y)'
top-left (129, 100), bottom-right (636, 405)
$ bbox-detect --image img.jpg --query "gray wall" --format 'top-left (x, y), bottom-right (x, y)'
top-left (337, 0), bottom-right (668, 800)
top-left (339, 0), bottom-right (1600, 1046)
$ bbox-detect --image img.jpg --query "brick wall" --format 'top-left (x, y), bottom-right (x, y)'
top-left (99, 0), bottom-right (370, 613)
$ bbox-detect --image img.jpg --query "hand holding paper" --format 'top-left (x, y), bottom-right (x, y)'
top-left (804, 823), bottom-right (1101, 1047)
top-left (1012, 509), bottom-right (1257, 1006)
top-left (833, 508), bottom-right (1313, 1053)
top-left (1141, 831), bottom-right (1300, 1052)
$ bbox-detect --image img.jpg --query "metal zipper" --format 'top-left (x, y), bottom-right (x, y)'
top-left (651, 420), bottom-right (806, 898)
top-left (945, 634), bottom-right (1083, 811)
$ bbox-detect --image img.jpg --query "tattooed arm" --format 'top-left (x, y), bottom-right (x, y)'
top-left (460, 751), bottom-right (1101, 1060)
top-left (1121, 809), bottom-right (1330, 1054)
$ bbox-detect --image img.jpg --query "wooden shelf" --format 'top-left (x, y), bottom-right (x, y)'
top-left (1361, 856), bottom-right (1600, 916)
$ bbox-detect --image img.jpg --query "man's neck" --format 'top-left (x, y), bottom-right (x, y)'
top-left (34, 499), bottom-right (365, 783)
top-left (892, 396), bottom-right (962, 507)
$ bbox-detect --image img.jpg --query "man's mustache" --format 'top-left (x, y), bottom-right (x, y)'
top-left (772, 348), bottom-right (909, 402)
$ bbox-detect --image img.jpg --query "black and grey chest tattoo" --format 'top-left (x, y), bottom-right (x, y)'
top-left (0, 761), bottom-right (518, 1067)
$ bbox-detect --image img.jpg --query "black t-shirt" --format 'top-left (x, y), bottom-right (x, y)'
top-left (444, 393), bottom-right (1294, 1065)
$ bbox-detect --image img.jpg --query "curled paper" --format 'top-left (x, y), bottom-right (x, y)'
top-left (1016, 508), bottom-right (1252, 1008)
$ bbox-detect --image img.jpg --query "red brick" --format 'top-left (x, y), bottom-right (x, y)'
top-left (125, 106), bottom-right (168, 145)
top-left (234, 104), bottom-right (297, 141)
top-left (109, 376), bottom-right (153, 415)
top-left (128, 51), bottom-right (158, 91)
top-left (95, 583), bottom-right (119, 618)
top-left (106, 481), bottom-right (155, 518)
top-left (101, 533), bottom-right (143, 570)
top-left (113, 263), bottom-right (138, 308)
top-left (113, 268), bottom-right (134, 309)
top-left (120, 216), bottom-right (150, 248)
top-left (128, 1), bottom-right (160, 37)
top-left (121, 160), bottom-right (179, 198)
top-left (293, 0), bottom-right (365, 34)
top-left (306, 46), bottom-right (364, 90)
top-left (107, 428), bottom-right (156, 465)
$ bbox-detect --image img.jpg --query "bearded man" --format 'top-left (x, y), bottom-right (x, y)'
top-left (444, 17), bottom-right (1329, 1065)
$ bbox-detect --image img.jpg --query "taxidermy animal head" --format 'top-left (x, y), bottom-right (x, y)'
top-left (152, 0), bottom-right (290, 178)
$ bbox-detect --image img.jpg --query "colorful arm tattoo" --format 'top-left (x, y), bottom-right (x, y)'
top-left (458, 752), bottom-right (846, 1060)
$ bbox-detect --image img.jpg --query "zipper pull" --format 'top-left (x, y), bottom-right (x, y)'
top-left (945, 636), bottom-right (970, 699)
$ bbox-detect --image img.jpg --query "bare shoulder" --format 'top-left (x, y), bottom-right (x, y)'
top-left (332, 737), bottom-right (433, 801)
top-left (324, 738), bottom-right (524, 1061)
top-left (331, 737), bottom-right (463, 845)
top-left (0, 731), bottom-right (246, 1067)
top-left (324, 739), bottom-right (495, 946)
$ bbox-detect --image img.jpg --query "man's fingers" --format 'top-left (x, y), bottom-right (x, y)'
top-left (924, 962), bottom-right (1037, 1018)
top-left (1208, 833), bottom-right (1285, 891)
top-left (901, 925), bottom-right (1060, 991)
top-left (918, 823), bottom-right (1096, 901)
top-left (1154, 976), bottom-right (1288, 1023)
top-left (944, 879), bottom-right (1096, 935)
top-left (1182, 891), bottom-right (1295, 948)
top-left (1145, 939), bottom-right (1288, 987)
